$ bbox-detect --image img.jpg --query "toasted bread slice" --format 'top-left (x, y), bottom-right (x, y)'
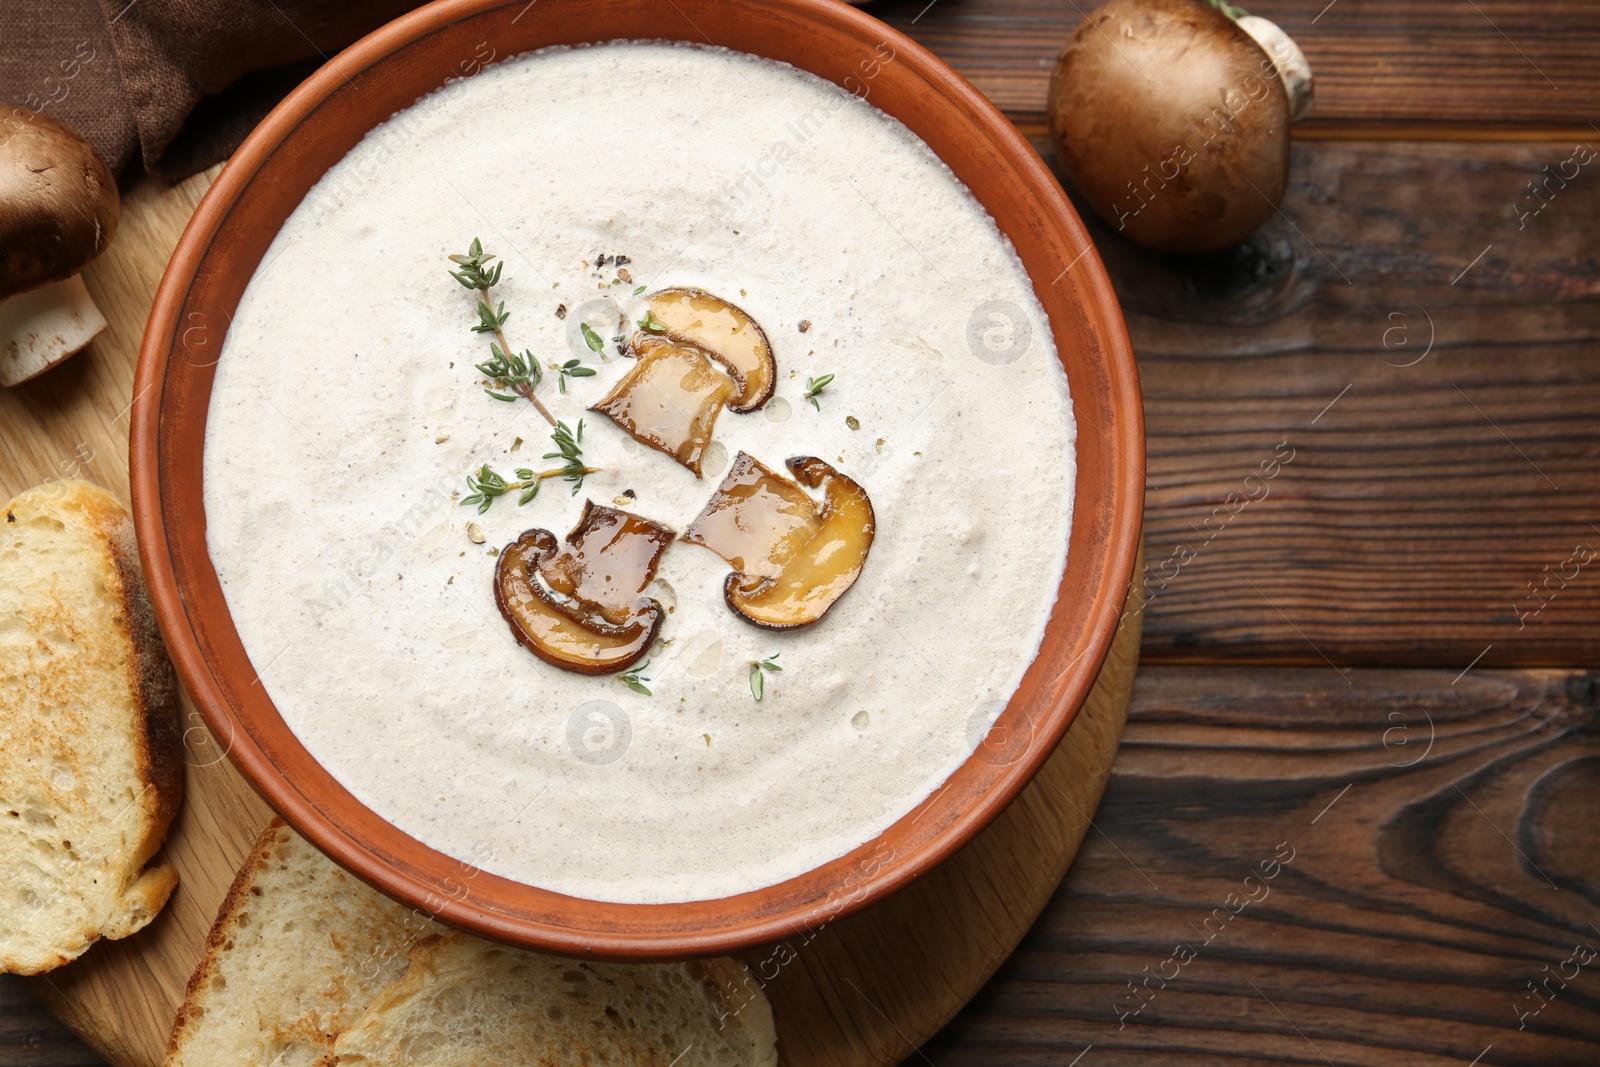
top-left (167, 821), bottom-right (778, 1067)
top-left (165, 820), bottom-right (443, 1067)
top-left (333, 933), bottom-right (778, 1067)
top-left (0, 479), bottom-right (182, 974)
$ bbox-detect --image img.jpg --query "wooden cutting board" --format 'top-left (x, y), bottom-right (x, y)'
top-left (5, 169), bottom-right (1141, 1067)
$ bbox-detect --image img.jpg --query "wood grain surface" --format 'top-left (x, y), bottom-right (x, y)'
top-left (927, 666), bottom-right (1600, 1065)
top-left (1054, 137), bottom-right (1600, 669)
top-left (0, 160), bottom-right (1143, 1067)
top-left (0, 168), bottom-right (221, 507)
top-left (873, 0), bottom-right (1600, 131)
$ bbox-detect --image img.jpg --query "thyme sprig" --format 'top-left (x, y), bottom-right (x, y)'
top-left (749, 653), bottom-right (782, 701)
top-left (803, 373), bottom-right (834, 411)
top-left (448, 238), bottom-right (557, 426)
top-left (460, 465), bottom-right (532, 513)
top-left (459, 452), bottom-right (601, 514)
top-left (619, 659), bottom-right (652, 696)
top-left (545, 419), bottom-right (592, 495)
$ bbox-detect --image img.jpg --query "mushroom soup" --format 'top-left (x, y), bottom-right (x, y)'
top-left (203, 42), bottom-right (1076, 903)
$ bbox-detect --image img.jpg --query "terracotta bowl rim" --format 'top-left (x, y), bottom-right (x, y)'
top-left (130, 0), bottom-right (1144, 959)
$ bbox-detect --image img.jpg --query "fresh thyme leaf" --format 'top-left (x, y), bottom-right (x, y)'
top-left (447, 238), bottom-right (503, 291)
top-left (637, 309), bottom-right (669, 334)
top-left (556, 358), bottom-right (598, 394)
top-left (749, 653), bottom-right (781, 701)
top-left (633, 285), bottom-right (646, 295)
top-left (461, 464), bottom-right (509, 514)
top-left (514, 466), bottom-right (538, 504)
top-left (581, 322), bottom-right (605, 352)
top-left (474, 341), bottom-right (542, 402)
top-left (803, 374), bottom-right (834, 411)
top-left (474, 299), bottom-right (509, 334)
top-left (620, 659), bottom-right (653, 696)
top-left (544, 419), bottom-right (593, 495)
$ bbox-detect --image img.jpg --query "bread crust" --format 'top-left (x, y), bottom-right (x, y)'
top-left (96, 486), bottom-right (185, 873)
top-left (164, 819), bottom-right (289, 1062)
top-left (0, 479), bottom-right (184, 974)
top-left (701, 957), bottom-right (780, 1067)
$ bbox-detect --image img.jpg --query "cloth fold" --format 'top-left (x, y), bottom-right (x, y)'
top-left (1, 0), bottom-right (419, 179)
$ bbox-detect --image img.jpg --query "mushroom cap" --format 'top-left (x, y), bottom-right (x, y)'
top-left (1047, 0), bottom-right (1292, 253)
top-left (0, 109), bottom-right (120, 300)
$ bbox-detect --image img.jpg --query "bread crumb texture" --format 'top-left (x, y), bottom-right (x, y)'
top-left (0, 479), bottom-right (181, 974)
top-left (166, 821), bottom-right (777, 1067)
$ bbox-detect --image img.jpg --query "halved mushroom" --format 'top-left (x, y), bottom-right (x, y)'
top-left (0, 110), bottom-right (120, 386)
top-left (495, 502), bottom-right (674, 674)
top-left (647, 288), bottom-right (775, 412)
top-left (686, 454), bottom-right (875, 630)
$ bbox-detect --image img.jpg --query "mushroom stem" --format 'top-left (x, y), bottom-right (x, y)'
top-left (0, 276), bottom-right (108, 387)
top-left (1236, 15), bottom-right (1314, 122)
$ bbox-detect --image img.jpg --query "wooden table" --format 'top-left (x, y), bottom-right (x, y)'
top-left (5, 1), bottom-right (1598, 1063)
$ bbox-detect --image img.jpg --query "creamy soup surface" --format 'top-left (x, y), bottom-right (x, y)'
top-left (204, 41), bottom-right (1077, 903)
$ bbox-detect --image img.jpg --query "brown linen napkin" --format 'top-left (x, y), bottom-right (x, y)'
top-left (1, 0), bottom-right (419, 179)
top-left (0, 1), bottom-right (138, 172)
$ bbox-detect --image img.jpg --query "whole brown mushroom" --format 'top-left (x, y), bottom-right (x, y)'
top-left (1047, 0), bottom-right (1313, 253)
top-left (0, 109), bottom-right (120, 386)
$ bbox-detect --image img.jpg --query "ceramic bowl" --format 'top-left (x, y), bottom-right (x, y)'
top-left (131, 0), bottom-right (1143, 958)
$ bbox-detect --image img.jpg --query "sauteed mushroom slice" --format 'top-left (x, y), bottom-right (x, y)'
top-left (589, 334), bottom-right (734, 476)
top-left (682, 451), bottom-right (823, 579)
top-left (495, 503), bottom-right (675, 675)
top-left (646, 288), bottom-right (776, 413)
top-left (686, 454), bottom-right (875, 630)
